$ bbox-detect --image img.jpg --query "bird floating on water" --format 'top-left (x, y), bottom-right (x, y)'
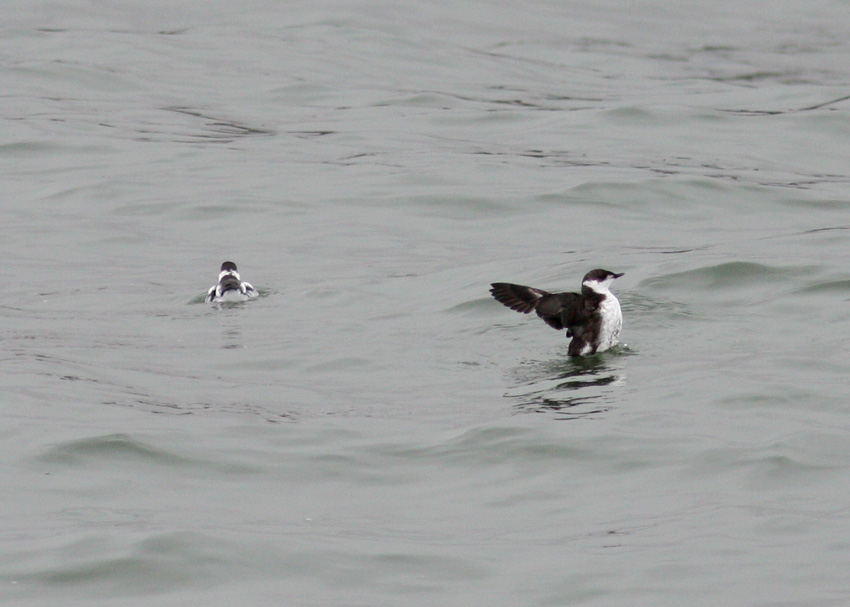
top-left (205, 261), bottom-right (258, 303)
top-left (490, 269), bottom-right (624, 356)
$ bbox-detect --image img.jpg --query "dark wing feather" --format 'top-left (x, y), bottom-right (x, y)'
top-left (546, 292), bottom-right (586, 331)
top-left (557, 292), bottom-right (590, 330)
top-left (490, 283), bottom-right (549, 313)
top-left (219, 276), bottom-right (241, 292)
top-left (491, 283), bottom-right (582, 331)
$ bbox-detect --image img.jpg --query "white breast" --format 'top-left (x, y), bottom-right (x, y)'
top-left (597, 294), bottom-right (623, 352)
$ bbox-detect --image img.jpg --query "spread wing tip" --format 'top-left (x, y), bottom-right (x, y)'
top-left (490, 282), bottom-right (545, 314)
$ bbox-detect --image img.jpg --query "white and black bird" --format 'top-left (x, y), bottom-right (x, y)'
top-left (205, 261), bottom-right (258, 303)
top-left (490, 269), bottom-right (624, 356)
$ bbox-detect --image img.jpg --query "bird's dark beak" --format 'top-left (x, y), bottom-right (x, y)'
top-left (613, 272), bottom-right (624, 279)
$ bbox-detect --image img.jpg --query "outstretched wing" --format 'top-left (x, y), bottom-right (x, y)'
top-left (490, 283), bottom-right (549, 313)
top-left (490, 283), bottom-right (581, 331)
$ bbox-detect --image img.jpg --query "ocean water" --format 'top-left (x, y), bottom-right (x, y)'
top-left (3, 1), bottom-right (850, 605)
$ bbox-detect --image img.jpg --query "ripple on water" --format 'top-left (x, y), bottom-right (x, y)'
top-left (503, 353), bottom-right (628, 420)
top-left (794, 279), bottom-right (850, 295)
top-left (36, 434), bottom-right (260, 475)
top-left (640, 261), bottom-right (820, 303)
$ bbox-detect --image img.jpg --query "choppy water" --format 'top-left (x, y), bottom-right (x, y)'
top-left (4, 1), bottom-right (850, 605)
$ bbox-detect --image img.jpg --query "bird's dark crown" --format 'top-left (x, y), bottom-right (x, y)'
top-left (583, 269), bottom-right (624, 282)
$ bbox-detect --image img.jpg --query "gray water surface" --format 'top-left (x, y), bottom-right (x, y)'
top-left (4, 1), bottom-right (850, 605)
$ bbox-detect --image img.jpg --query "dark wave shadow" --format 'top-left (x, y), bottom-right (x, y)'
top-left (504, 349), bottom-right (629, 420)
